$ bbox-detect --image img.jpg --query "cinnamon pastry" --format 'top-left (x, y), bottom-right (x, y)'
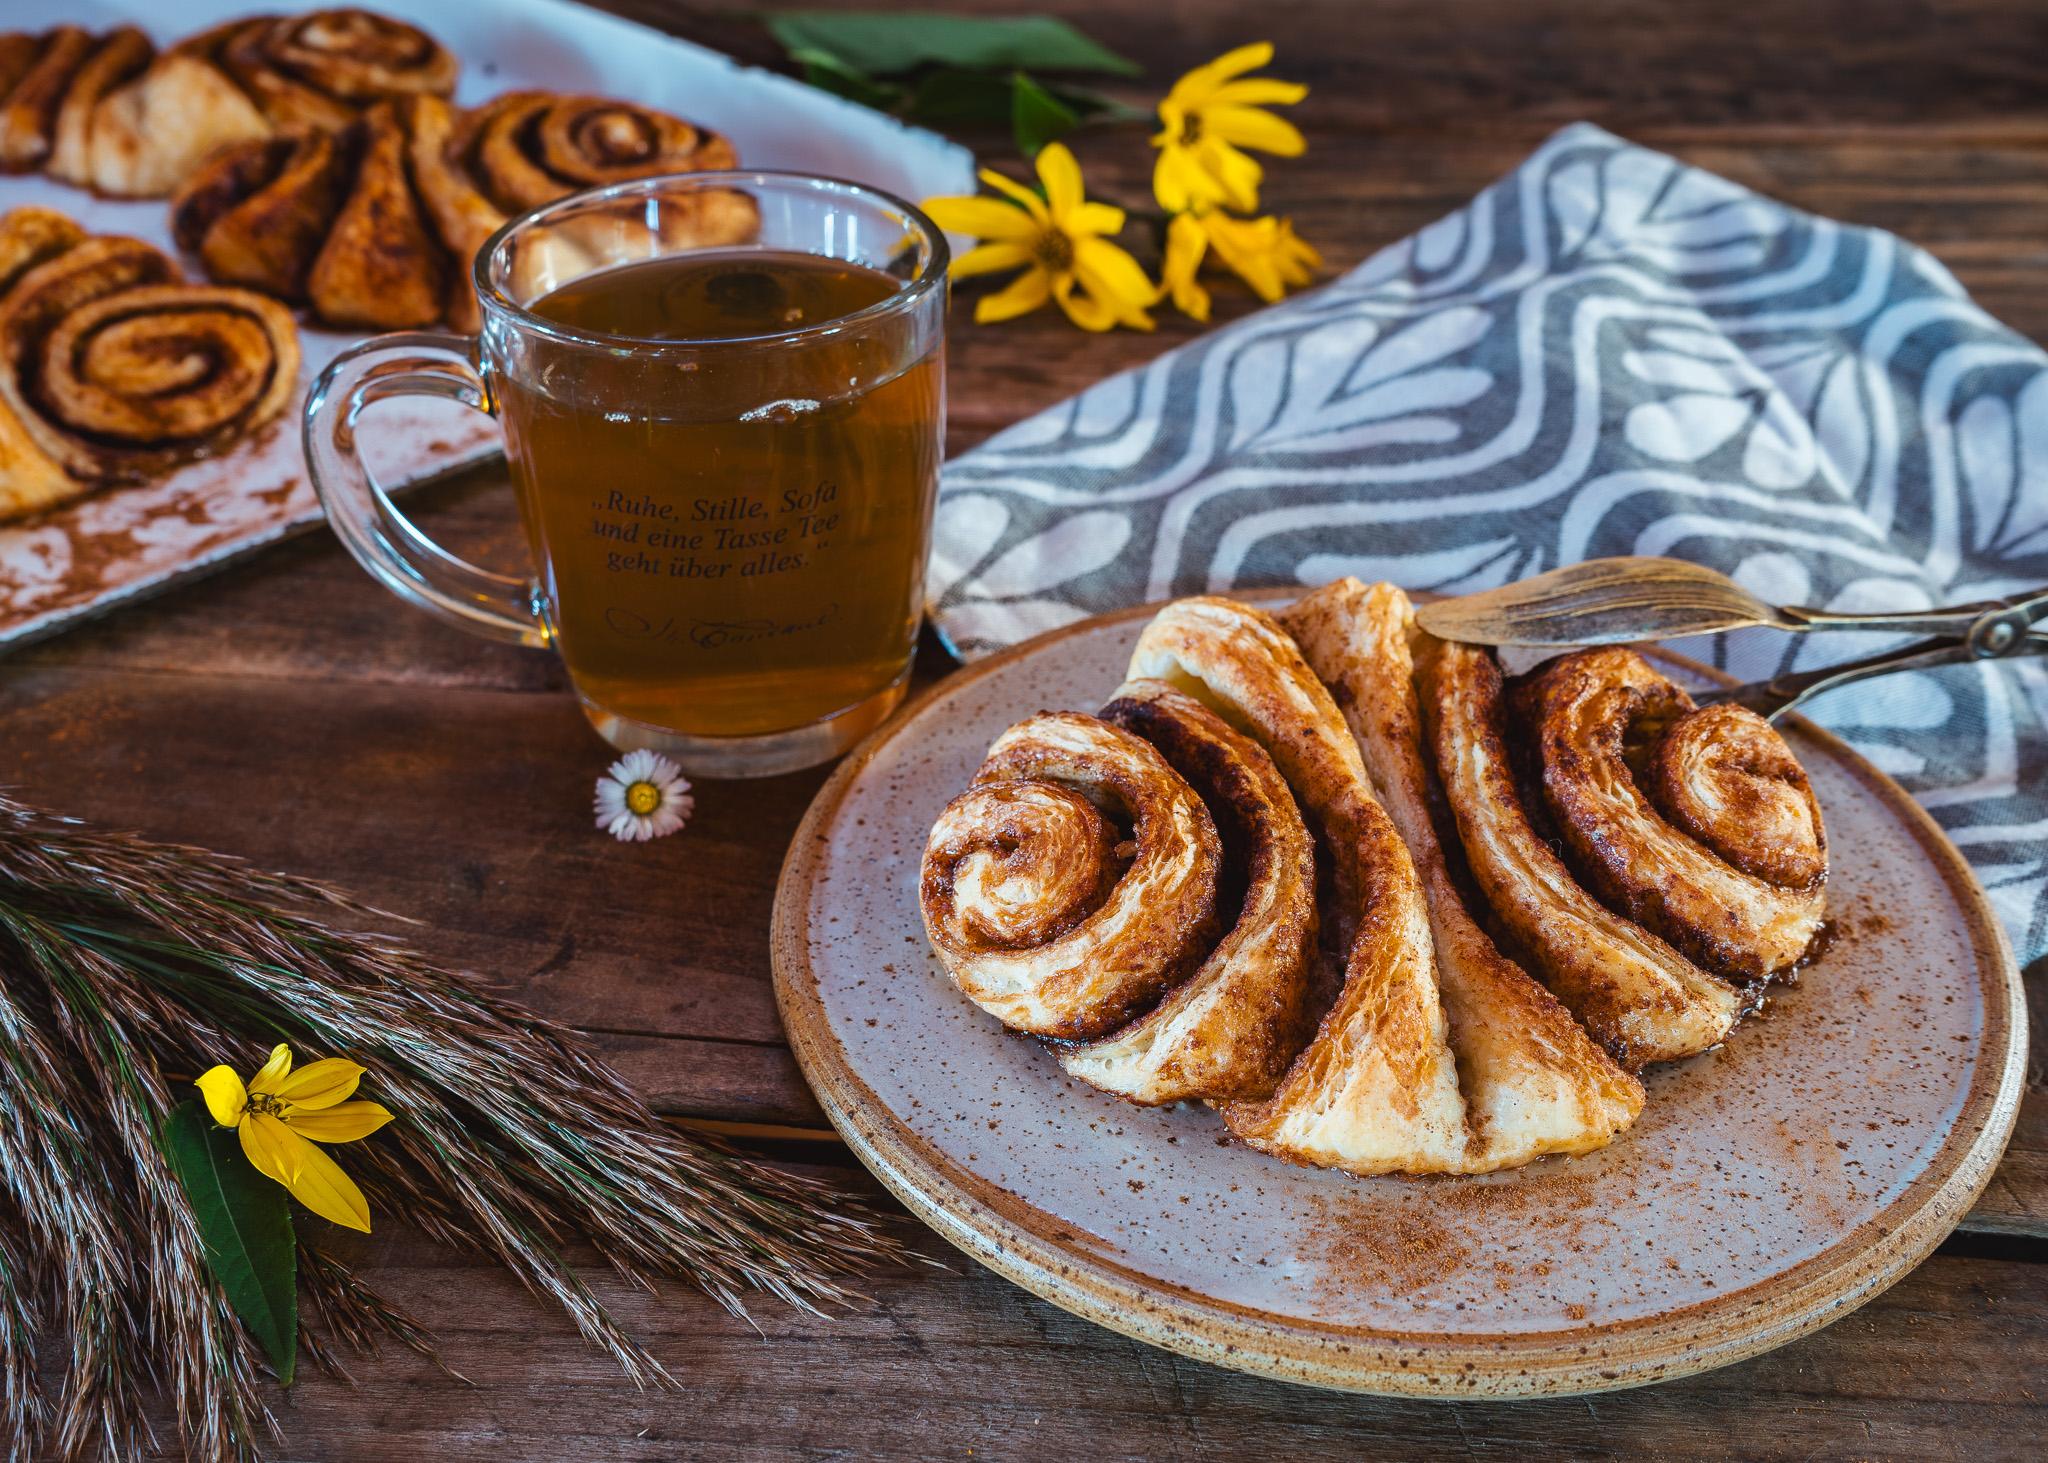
top-left (0, 213), bottom-right (299, 519)
top-left (1059, 680), bottom-right (1320, 1104)
top-left (454, 91), bottom-right (741, 214)
top-left (173, 105), bottom-right (446, 331)
top-left (80, 48), bottom-right (271, 199)
top-left (1422, 640), bottom-right (1745, 1067)
top-left (72, 10), bottom-right (455, 199)
top-left (175, 92), bottom-right (754, 332)
top-left (215, 9), bottom-right (457, 131)
top-left (1517, 648), bottom-right (1827, 981)
top-left (1284, 581), bottom-right (1643, 1166)
top-left (45, 27), bottom-right (153, 186)
top-left (1127, 597), bottom-right (1472, 1176)
top-left (921, 711), bottom-right (1222, 1041)
top-left (0, 27), bottom-right (96, 173)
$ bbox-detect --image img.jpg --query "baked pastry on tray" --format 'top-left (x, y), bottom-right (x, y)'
top-left (920, 578), bottom-right (1828, 1177)
top-left (0, 10), bottom-right (456, 199)
top-left (173, 92), bottom-right (756, 331)
top-left (0, 206), bottom-right (300, 523)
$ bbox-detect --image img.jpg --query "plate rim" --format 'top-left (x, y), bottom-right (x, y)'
top-left (771, 591), bottom-right (2029, 1398)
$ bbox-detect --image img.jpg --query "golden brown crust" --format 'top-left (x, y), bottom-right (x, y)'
top-left (1284, 580), bottom-right (1643, 1167)
top-left (219, 9), bottom-right (456, 131)
top-left (1059, 680), bottom-right (1320, 1105)
top-left (1652, 702), bottom-right (1828, 889)
top-left (0, 226), bottom-right (298, 505)
top-left (172, 130), bottom-right (355, 301)
top-left (456, 90), bottom-right (741, 214)
top-left (1519, 647), bottom-right (1827, 981)
top-left (303, 104), bottom-right (446, 329)
top-left (1127, 596), bottom-right (1472, 1176)
top-left (45, 26), bottom-right (153, 186)
top-left (921, 711), bottom-right (1223, 1041)
top-left (1421, 638), bottom-right (1744, 1068)
top-left (85, 49), bottom-right (274, 199)
top-left (0, 27), bottom-right (95, 174)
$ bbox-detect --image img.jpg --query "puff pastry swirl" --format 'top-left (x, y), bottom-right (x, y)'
top-left (921, 711), bottom-right (1222, 1041)
top-left (1285, 581), bottom-right (1643, 1167)
top-left (1518, 648), bottom-right (1827, 982)
top-left (1058, 680), bottom-right (1320, 1105)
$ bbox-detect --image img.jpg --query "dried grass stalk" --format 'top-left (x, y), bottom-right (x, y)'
top-left (0, 795), bottom-right (911, 1461)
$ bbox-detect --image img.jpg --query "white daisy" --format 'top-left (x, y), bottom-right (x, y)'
top-left (593, 749), bottom-right (694, 842)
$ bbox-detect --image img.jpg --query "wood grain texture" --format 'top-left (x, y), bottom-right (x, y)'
top-left (3, 0), bottom-right (2044, 1453)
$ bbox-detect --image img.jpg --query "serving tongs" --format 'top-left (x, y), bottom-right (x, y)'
top-left (1415, 556), bottom-right (2048, 720)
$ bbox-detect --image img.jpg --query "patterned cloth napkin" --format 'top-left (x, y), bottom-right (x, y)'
top-left (928, 122), bottom-right (2048, 966)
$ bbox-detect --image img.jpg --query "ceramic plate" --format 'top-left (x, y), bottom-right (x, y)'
top-left (772, 592), bottom-right (2028, 1397)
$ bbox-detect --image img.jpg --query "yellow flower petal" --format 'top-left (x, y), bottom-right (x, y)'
top-left (1154, 145), bottom-right (1223, 214)
top-left (1035, 143), bottom-right (1085, 219)
top-left (1067, 259), bottom-right (1155, 332)
top-left (974, 268), bottom-right (1053, 324)
top-left (1075, 237), bottom-right (1159, 316)
top-left (1164, 41), bottom-right (1276, 111)
top-left (286, 1100), bottom-right (394, 1145)
top-left (1276, 220), bottom-right (1323, 285)
top-left (922, 196), bottom-right (1037, 241)
top-left (1203, 212), bottom-right (1287, 301)
top-left (1205, 105), bottom-right (1307, 157)
top-left (247, 1044), bottom-right (292, 1097)
top-left (977, 167), bottom-right (1049, 220)
top-left (1069, 201), bottom-right (1126, 239)
top-left (1161, 213), bottom-right (1212, 321)
top-left (195, 1066), bottom-right (247, 1128)
top-left (1196, 138), bottom-right (1265, 212)
top-left (1053, 275), bottom-right (1119, 332)
top-left (281, 1139), bottom-right (374, 1233)
top-left (952, 241), bottom-right (1032, 279)
top-left (271, 1058), bottom-right (364, 1112)
top-left (239, 1111), bottom-right (302, 1189)
top-left (1209, 78), bottom-right (1308, 108)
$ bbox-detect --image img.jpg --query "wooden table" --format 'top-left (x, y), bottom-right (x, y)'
top-left (7, 1), bottom-right (2045, 1456)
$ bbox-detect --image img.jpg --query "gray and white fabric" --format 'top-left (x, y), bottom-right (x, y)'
top-left (928, 122), bottom-right (2048, 965)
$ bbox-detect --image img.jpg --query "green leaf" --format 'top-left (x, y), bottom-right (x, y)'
top-left (789, 45), bottom-right (906, 111)
top-left (901, 66), bottom-right (1017, 128)
top-left (764, 12), bottom-right (1140, 78)
top-left (1011, 71), bottom-right (1081, 156)
top-left (161, 1100), bottom-right (297, 1385)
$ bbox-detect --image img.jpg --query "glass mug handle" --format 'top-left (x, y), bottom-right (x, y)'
top-left (302, 332), bottom-right (549, 647)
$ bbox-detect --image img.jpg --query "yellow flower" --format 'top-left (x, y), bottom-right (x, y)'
top-left (1160, 209), bottom-right (1324, 322)
top-left (924, 143), bottom-right (1155, 332)
top-left (1153, 42), bottom-right (1307, 215)
top-left (196, 1044), bottom-right (393, 1233)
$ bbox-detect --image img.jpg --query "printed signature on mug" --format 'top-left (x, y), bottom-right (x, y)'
top-left (603, 604), bottom-right (843, 648)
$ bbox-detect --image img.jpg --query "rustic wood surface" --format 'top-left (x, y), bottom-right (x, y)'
top-left (7, 0), bottom-right (2046, 1456)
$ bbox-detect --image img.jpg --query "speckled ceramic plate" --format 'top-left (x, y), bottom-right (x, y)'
top-left (771, 592), bottom-right (2028, 1397)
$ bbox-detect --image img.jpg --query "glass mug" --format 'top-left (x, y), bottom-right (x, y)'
top-left (304, 173), bottom-right (949, 777)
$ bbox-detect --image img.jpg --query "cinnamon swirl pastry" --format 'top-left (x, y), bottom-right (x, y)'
top-left (1421, 640), bottom-right (1745, 1067)
top-left (174, 91), bottom-right (755, 332)
top-left (0, 213), bottom-right (299, 519)
top-left (67, 10), bottom-right (454, 199)
top-left (1127, 597), bottom-right (1472, 1176)
top-left (1284, 581), bottom-right (1643, 1166)
top-left (45, 26), bottom-right (153, 186)
top-left (1059, 680), bottom-right (1320, 1104)
top-left (453, 91), bottom-right (741, 213)
top-left (215, 9), bottom-right (458, 131)
top-left (921, 712), bottom-right (1222, 1041)
top-left (0, 26), bottom-right (97, 173)
top-left (1518, 648), bottom-right (1827, 981)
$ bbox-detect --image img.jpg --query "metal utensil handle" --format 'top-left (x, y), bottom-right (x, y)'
top-left (1695, 637), bottom-right (2030, 721)
top-left (1785, 585), bottom-right (2048, 641)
